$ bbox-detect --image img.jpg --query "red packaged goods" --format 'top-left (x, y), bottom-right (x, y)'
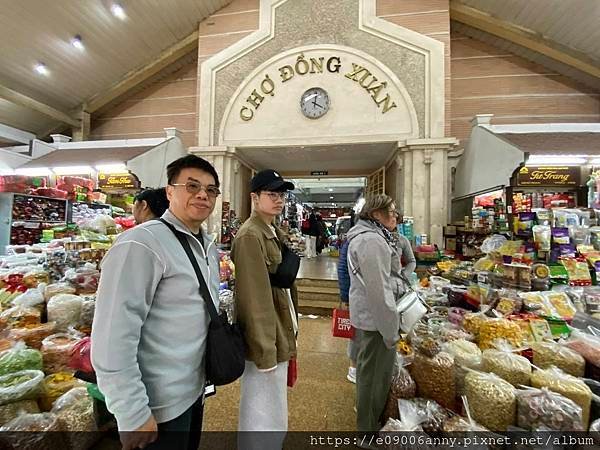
top-left (0, 176), bottom-right (46, 188)
top-left (57, 176), bottom-right (94, 192)
top-left (31, 188), bottom-right (68, 199)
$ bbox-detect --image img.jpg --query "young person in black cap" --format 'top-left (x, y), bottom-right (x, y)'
top-left (231, 169), bottom-right (299, 449)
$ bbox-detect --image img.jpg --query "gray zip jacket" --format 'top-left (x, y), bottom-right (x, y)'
top-left (91, 209), bottom-right (220, 431)
top-left (347, 220), bottom-right (412, 349)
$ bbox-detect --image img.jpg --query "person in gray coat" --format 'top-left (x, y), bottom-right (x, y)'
top-left (346, 194), bottom-right (415, 435)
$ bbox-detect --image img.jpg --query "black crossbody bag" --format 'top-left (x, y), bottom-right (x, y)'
top-left (269, 243), bottom-right (301, 289)
top-left (159, 219), bottom-right (245, 386)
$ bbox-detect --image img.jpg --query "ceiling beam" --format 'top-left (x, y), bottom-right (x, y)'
top-left (85, 31), bottom-right (200, 114)
top-left (450, 1), bottom-right (600, 79)
top-left (0, 123), bottom-right (36, 144)
top-left (0, 85), bottom-right (80, 127)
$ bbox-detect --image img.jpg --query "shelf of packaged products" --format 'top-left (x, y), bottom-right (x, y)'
top-left (12, 221), bottom-right (67, 225)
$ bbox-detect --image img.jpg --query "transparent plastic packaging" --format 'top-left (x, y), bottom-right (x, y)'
top-left (442, 339), bottom-right (482, 395)
top-left (0, 341), bottom-right (43, 376)
top-left (531, 367), bottom-right (593, 429)
top-left (517, 386), bottom-right (584, 431)
top-left (405, 398), bottom-right (452, 433)
top-left (12, 288), bottom-right (44, 310)
top-left (383, 355), bottom-right (416, 422)
top-left (443, 396), bottom-right (489, 432)
top-left (532, 340), bottom-right (585, 377)
top-left (47, 294), bottom-right (82, 331)
top-left (39, 372), bottom-right (86, 411)
top-left (410, 351), bottom-right (456, 410)
top-left (0, 399), bottom-right (39, 426)
top-left (0, 412), bottom-right (66, 450)
top-left (481, 340), bottom-right (532, 387)
top-left (41, 331), bottom-right (82, 374)
top-left (52, 387), bottom-right (99, 450)
top-left (43, 283), bottom-right (76, 302)
top-left (63, 268), bottom-right (99, 295)
top-left (566, 329), bottom-right (600, 366)
top-left (0, 369), bottom-right (44, 405)
top-left (8, 322), bottom-right (57, 350)
top-left (464, 370), bottom-right (517, 431)
top-left (0, 306), bottom-right (41, 330)
top-left (478, 318), bottom-right (524, 350)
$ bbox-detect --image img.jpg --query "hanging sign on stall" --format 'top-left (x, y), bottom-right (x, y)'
top-left (516, 166), bottom-right (580, 187)
top-left (311, 171), bottom-right (329, 176)
top-left (97, 172), bottom-right (140, 190)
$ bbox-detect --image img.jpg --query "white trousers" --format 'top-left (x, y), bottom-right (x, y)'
top-left (306, 236), bottom-right (317, 258)
top-left (238, 360), bottom-right (288, 450)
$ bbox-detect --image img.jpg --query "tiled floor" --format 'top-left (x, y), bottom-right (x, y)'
top-left (203, 316), bottom-right (356, 432)
top-left (297, 254), bottom-right (339, 280)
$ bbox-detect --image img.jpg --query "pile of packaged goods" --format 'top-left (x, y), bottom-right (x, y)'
top-left (380, 257), bottom-right (600, 436)
top-left (0, 218), bottom-right (131, 446)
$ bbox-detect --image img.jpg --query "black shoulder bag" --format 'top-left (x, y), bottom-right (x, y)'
top-left (269, 243), bottom-right (301, 289)
top-left (159, 219), bottom-right (245, 386)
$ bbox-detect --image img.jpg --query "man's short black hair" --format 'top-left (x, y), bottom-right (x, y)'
top-left (166, 155), bottom-right (220, 187)
top-left (135, 188), bottom-right (170, 218)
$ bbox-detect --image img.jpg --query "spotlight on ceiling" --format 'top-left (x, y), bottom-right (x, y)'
top-left (34, 63), bottom-right (48, 76)
top-left (71, 35), bottom-right (84, 50)
top-left (111, 3), bottom-right (127, 20)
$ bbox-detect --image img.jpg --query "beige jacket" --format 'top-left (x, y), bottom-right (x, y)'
top-left (231, 213), bottom-right (298, 370)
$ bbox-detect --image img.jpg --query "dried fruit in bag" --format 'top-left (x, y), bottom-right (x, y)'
top-left (0, 369), bottom-right (44, 405)
top-left (532, 341), bottom-right (585, 377)
top-left (405, 398), bottom-right (452, 433)
top-left (47, 294), bottom-right (82, 331)
top-left (41, 333), bottom-right (82, 374)
top-left (0, 399), bottom-right (39, 426)
top-left (478, 318), bottom-right (524, 350)
top-left (8, 322), bottom-right (56, 350)
top-left (517, 387), bottom-right (584, 431)
top-left (0, 306), bottom-right (40, 330)
top-left (465, 371), bottom-right (516, 431)
top-left (482, 340), bottom-right (532, 387)
top-left (442, 339), bottom-right (482, 395)
top-left (382, 356), bottom-right (416, 422)
top-left (0, 412), bottom-right (66, 450)
top-left (39, 372), bottom-right (86, 411)
top-left (409, 352), bottom-right (456, 410)
top-left (52, 387), bottom-right (99, 449)
top-left (566, 329), bottom-right (600, 367)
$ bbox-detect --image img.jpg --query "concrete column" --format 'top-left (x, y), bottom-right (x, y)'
top-left (72, 111), bottom-right (90, 142)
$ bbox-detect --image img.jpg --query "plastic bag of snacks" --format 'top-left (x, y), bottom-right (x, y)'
top-left (566, 329), bottom-right (600, 367)
top-left (39, 372), bottom-right (86, 411)
top-left (41, 331), bottom-right (82, 374)
top-left (43, 283), bottom-right (76, 302)
top-left (47, 294), bottom-right (82, 331)
top-left (531, 366), bottom-right (593, 428)
top-left (542, 291), bottom-right (577, 319)
top-left (492, 289), bottom-right (523, 317)
top-left (0, 306), bottom-right (41, 330)
top-left (532, 340), bottom-right (585, 377)
top-left (442, 396), bottom-right (489, 432)
top-left (22, 269), bottom-right (49, 288)
top-left (462, 311), bottom-right (488, 340)
top-left (517, 386), bottom-right (584, 431)
top-left (0, 412), bottom-right (66, 450)
top-left (0, 370), bottom-right (44, 405)
top-left (63, 268), bottom-right (99, 295)
top-left (0, 342), bottom-right (43, 376)
top-left (591, 418), bottom-right (600, 432)
top-left (412, 335), bottom-right (442, 358)
top-left (520, 292), bottom-right (556, 317)
top-left (12, 288), bottom-right (44, 311)
top-left (78, 298), bottom-right (95, 333)
top-left (8, 322), bottom-right (56, 350)
top-left (409, 351), bottom-right (456, 410)
top-left (52, 387), bottom-right (99, 450)
top-left (68, 337), bottom-right (93, 374)
top-left (442, 339), bottom-right (482, 395)
top-left (405, 398), bottom-right (452, 433)
top-left (464, 370), bottom-right (517, 431)
top-left (478, 318), bottom-right (524, 350)
top-left (482, 339), bottom-right (531, 387)
top-left (382, 355), bottom-right (416, 422)
top-left (0, 399), bottom-right (39, 426)
top-left (440, 324), bottom-right (474, 343)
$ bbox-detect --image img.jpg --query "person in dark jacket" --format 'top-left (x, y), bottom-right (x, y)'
top-left (316, 214), bottom-right (328, 254)
top-left (305, 212), bottom-right (319, 258)
top-left (337, 239), bottom-right (359, 383)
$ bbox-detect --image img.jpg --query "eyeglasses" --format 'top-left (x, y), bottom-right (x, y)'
top-left (388, 210), bottom-right (400, 219)
top-left (170, 182), bottom-right (221, 198)
top-left (261, 191), bottom-right (287, 201)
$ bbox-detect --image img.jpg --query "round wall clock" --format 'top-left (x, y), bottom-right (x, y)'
top-left (300, 87), bottom-right (330, 119)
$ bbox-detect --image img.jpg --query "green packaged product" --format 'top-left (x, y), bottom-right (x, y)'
top-left (0, 342), bottom-right (43, 376)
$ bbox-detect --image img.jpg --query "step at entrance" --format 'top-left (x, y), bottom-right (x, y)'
top-left (296, 277), bottom-right (340, 316)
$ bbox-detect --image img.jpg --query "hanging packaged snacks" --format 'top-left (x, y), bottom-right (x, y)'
top-left (0, 369), bottom-right (44, 405)
top-left (464, 370), bottom-right (517, 431)
top-left (41, 332), bottom-right (82, 374)
top-left (531, 367), bottom-right (593, 428)
top-left (409, 352), bottom-right (456, 411)
top-left (442, 339), bottom-right (482, 395)
top-left (478, 318), bottom-right (524, 350)
top-left (532, 341), bottom-right (585, 377)
top-left (482, 340), bottom-right (532, 387)
top-left (517, 386), bottom-right (584, 431)
top-left (0, 342), bottom-right (43, 376)
top-left (8, 322), bottom-right (56, 350)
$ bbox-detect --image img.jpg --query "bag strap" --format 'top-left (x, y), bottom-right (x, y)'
top-left (158, 218), bottom-right (219, 323)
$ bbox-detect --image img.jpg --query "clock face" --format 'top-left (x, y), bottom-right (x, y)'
top-left (300, 87), bottom-right (330, 119)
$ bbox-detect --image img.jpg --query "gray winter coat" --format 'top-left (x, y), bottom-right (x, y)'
top-left (347, 220), bottom-right (409, 349)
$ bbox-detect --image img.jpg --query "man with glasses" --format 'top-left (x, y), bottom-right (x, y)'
top-left (92, 155), bottom-right (221, 450)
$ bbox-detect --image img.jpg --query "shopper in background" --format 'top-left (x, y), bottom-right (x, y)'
top-left (316, 214), bottom-right (328, 255)
top-left (232, 169), bottom-right (299, 450)
top-left (132, 188), bottom-right (170, 224)
top-left (92, 155), bottom-right (221, 450)
top-left (346, 194), bottom-right (408, 436)
top-left (305, 211), bottom-right (319, 258)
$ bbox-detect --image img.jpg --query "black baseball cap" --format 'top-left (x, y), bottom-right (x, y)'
top-left (251, 169), bottom-right (295, 193)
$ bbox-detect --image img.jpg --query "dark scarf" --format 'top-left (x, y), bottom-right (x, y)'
top-left (367, 219), bottom-right (398, 248)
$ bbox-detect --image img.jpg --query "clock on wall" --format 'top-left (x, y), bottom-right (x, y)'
top-left (300, 87), bottom-right (330, 119)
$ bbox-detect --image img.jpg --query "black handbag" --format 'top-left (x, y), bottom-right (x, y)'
top-left (269, 243), bottom-right (301, 289)
top-left (159, 219), bottom-right (245, 386)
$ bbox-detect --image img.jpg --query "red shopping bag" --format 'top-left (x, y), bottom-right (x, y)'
top-left (331, 308), bottom-right (355, 339)
top-left (287, 358), bottom-right (298, 387)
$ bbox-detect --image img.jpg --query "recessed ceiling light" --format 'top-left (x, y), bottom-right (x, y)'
top-left (111, 3), bottom-right (126, 20)
top-left (71, 35), bottom-right (84, 51)
top-left (330, 196), bottom-right (334, 199)
top-left (328, 188), bottom-right (333, 192)
top-left (34, 63), bottom-right (48, 75)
